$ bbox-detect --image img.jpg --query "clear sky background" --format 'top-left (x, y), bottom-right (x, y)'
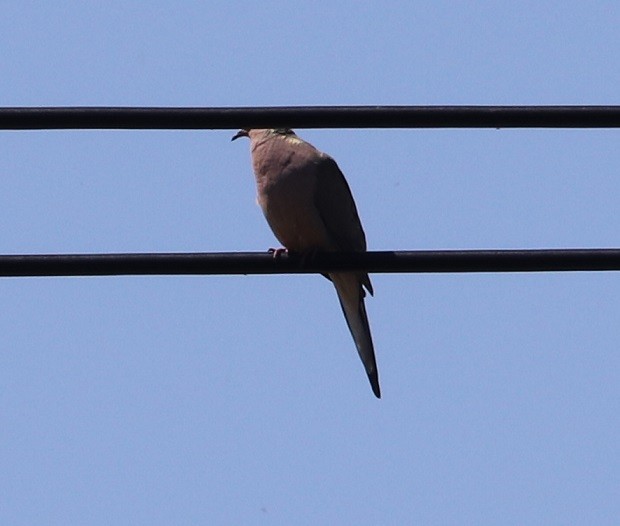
top-left (1, 2), bottom-right (619, 524)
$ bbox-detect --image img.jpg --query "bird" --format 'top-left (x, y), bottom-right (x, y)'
top-left (232, 128), bottom-right (381, 398)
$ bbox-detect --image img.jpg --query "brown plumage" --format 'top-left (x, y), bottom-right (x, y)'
top-left (232, 128), bottom-right (381, 398)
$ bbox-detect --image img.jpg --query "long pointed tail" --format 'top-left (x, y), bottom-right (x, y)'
top-left (331, 272), bottom-right (381, 398)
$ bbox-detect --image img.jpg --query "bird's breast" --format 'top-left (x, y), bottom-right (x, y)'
top-left (254, 161), bottom-right (332, 251)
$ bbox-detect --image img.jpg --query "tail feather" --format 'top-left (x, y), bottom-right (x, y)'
top-left (331, 273), bottom-right (381, 398)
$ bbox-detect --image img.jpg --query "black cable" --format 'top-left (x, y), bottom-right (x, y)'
top-left (2, 106), bottom-right (620, 130)
top-left (2, 106), bottom-right (618, 278)
top-left (1, 249), bottom-right (620, 277)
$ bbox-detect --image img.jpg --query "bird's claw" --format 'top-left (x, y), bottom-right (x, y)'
top-left (268, 247), bottom-right (288, 259)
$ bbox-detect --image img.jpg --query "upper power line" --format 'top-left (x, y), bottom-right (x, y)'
top-left (1, 106), bottom-right (620, 130)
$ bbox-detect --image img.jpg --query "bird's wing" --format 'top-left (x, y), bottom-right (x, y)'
top-left (313, 154), bottom-right (373, 295)
top-left (313, 155), bottom-right (367, 252)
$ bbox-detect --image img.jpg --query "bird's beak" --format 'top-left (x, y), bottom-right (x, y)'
top-left (231, 129), bottom-right (249, 141)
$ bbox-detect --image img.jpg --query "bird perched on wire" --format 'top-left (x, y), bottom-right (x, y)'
top-left (232, 128), bottom-right (381, 398)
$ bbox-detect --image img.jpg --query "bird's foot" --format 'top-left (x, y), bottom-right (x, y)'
top-left (268, 247), bottom-right (288, 259)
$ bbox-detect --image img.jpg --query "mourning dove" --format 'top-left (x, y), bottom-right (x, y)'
top-left (232, 128), bottom-right (381, 398)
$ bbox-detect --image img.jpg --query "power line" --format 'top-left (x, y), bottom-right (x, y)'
top-left (2, 106), bottom-right (618, 279)
top-left (1, 249), bottom-right (620, 277)
top-left (2, 106), bottom-right (620, 130)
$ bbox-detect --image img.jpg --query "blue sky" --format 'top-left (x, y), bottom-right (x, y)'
top-left (1, 2), bottom-right (620, 524)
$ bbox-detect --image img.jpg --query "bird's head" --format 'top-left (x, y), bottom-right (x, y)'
top-left (231, 128), bottom-right (297, 141)
top-left (231, 129), bottom-right (250, 141)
